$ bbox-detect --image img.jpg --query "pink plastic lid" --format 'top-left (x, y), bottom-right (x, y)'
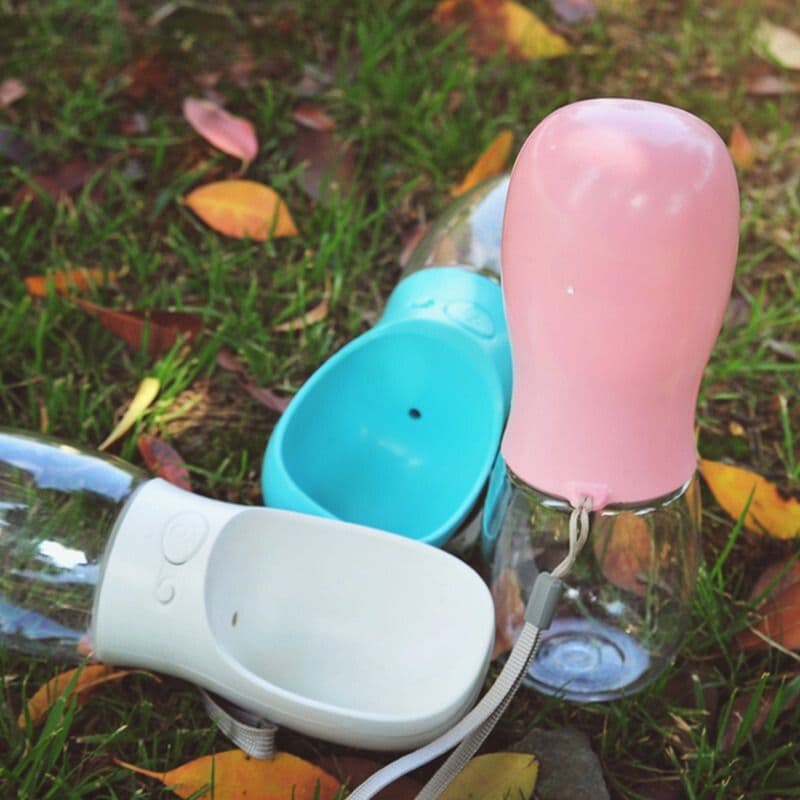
top-left (501, 98), bottom-right (739, 508)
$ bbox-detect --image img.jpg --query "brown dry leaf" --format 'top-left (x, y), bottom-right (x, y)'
top-left (698, 459), bottom-right (800, 539)
top-left (0, 78), bottom-right (26, 107)
top-left (737, 561), bottom-right (800, 652)
top-left (755, 19), bottom-right (800, 70)
top-left (243, 383), bottom-right (290, 413)
top-left (440, 753), bottom-right (538, 800)
top-left (216, 347), bottom-right (249, 374)
top-left (75, 299), bottom-right (203, 358)
top-left (452, 130), bottom-right (513, 197)
top-left (492, 569), bottom-right (525, 660)
top-left (19, 664), bottom-right (131, 727)
top-left (721, 688), bottom-right (790, 751)
top-left (137, 435), bottom-right (191, 491)
top-left (728, 122), bottom-right (756, 170)
top-left (185, 180), bottom-right (298, 240)
top-left (318, 756), bottom-right (422, 800)
top-left (123, 54), bottom-right (174, 100)
top-left (273, 281), bottom-right (331, 332)
top-left (292, 104), bottom-right (336, 132)
top-left (183, 97), bottom-right (258, 164)
top-left (593, 512), bottom-right (653, 597)
top-left (746, 73), bottom-right (800, 95)
top-left (117, 750), bottom-right (341, 800)
top-left (17, 159), bottom-right (99, 206)
top-left (99, 377), bottom-right (160, 451)
top-left (294, 127), bottom-right (356, 202)
top-left (434, 0), bottom-right (571, 61)
top-left (24, 268), bottom-right (115, 298)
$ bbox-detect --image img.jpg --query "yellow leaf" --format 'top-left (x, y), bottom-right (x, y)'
top-left (503, 1), bottom-right (572, 60)
top-left (117, 750), bottom-right (341, 800)
top-left (698, 459), bottom-right (800, 539)
top-left (755, 19), bottom-right (800, 71)
top-left (19, 664), bottom-right (131, 727)
top-left (99, 377), bottom-right (160, 451)
top-left (24, 267), bottom-right (115, 297)
top-left (185, 180), bottom-right (298, 241)
top-left (728, 122), bottom-right (756, 170)
top-left (272, 278), bottom-right (331, 332)
top-left (452, 130), bottom-right (513, 197)
top-left (440, 753), bottom-right (538, 800)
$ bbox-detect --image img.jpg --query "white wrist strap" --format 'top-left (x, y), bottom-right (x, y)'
top-left (350, 497), bottom-right (592, 800)
top-left (200, 689), bottom-right (278, 760)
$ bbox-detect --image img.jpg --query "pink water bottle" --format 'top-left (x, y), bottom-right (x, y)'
top-left (484, 98), bottom-right (739, 699)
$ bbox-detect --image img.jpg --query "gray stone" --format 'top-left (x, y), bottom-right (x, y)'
top-left (510, 726), bottom-right (610, 800)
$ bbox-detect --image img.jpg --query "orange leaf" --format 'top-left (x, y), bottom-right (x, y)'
top-left (738, 578), bottom-right (800, 652)
top-left (75, 299), bottom-right (203, 358)
top-left (698, 459), bottom-right (800, 539)
top-left (137, 435), bottom-right (192, 490)
top-left (19, 664), bottom-right (131, 727)
top-left (434, 0), bottom-right (570, 61)
top-left (728, 122), bottom-right (756, 170)
top-left (452, 130), bottom-right (513, 197)
top-left (183, 97), bottom-right (258, 164)
top-left (25, 268), bottom-right (114, 297)
top-left (185, 180), bottom-right (298, 240)
top-left (593, 511), bottom-right (653, 597)
top-left (492, 568), bottom-right (525, 660)
top-left (272, 297), bottom-right (329, 332)
top-left (117, 750), bottom-right (341, 800)
top-left (318, 755), bottom-right (422, 800)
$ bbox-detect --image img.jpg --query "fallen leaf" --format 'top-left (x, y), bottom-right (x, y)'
top-left (318, 756), bottom-right (422, 800)
top-left (272, 282), bottom-right (330, 332)
top-left (183, 97), bottom-right (258, 164)
top-left (750, 560), bottom-right (800, 603)
top-left (698, 459), bottom-right (800, 539)
top-left (75, 299), bottom-right (203, 358)
top-left (17, 158), bottom-right (99, 205)
top-left (242, 383), bottom-right (290, 413)
top-left (433, 0), bottom-right (571, 61)
top-left (737, 561), bottom-right (800, 652)
top-left (123, 54), bottom-right (174, 100)
top-left (721, 685), bottom-right (799, 751)
top-left (0, 125), bottom-right (33, 164)
top-left (745, 73), bottom-right (800, 95)
top-left (117, 750), bottom-right (340, 800)
top-left (0, 78), bottom-right (26, 107)
top-left (137, 435), bottom-right (191, 490)
top-left (19, 664), bottom-right (131, 727)
top-left (492, 568), bottom-right (525, 660)
top-left (293, 127), bottom-right (356, 202)
top-left (99, 377), bottom-right (160, 451)
top-left (292, 104), bottom-right (336, 132)
top-left (24, 268), bottom-right (115, 298)
top-left (755, 19), bottom-right (800, 70)
top-left (548, 0), bottom-right (596, 23)
top-left (452, 130), bottom-right (513, 197)
top-left (229, 44), bottom-right (257, 88)
top-left (728, 122), bottom-right (756, 170)
top-left (593, 511), bottom-right (653, 597)
top-left (440, 753), bottom-right (538, 800)
top-left (216, 347), bottom-right (249, 374)
top-left (185, 180), bottom-right (298, 240)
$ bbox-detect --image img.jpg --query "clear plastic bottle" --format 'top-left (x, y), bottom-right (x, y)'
top-left (485, 464), bottom-right (701, 700)
top-left (0, 430), bottom-right (143, 659)
top-left (402, 173), bottom-right (509, 283)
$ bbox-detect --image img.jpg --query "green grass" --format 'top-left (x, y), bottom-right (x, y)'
top-left (1, 0), bottom-right (800, 797)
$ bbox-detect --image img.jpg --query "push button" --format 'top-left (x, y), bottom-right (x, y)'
top-left (155, 579), bottom-right (175, 604)
top-left (162, 512), bottom-right (208, 565)
top-left (444, 301), bottom-right (495, 339)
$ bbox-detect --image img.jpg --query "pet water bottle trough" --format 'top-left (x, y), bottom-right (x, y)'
top-left (0, 430), bottom-right (494, 750)
top-left (263, 179), bottom-right (512, 548)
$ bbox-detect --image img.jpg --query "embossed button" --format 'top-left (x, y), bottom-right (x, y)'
top-left (162, 512), bottom-right (208, 565)
top-left (444, 301), bottom-right (495, 338)
top-left (155, 580), bottom-right (175, 604)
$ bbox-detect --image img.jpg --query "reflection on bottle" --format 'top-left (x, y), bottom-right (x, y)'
top-left (0, 430), bottom-right (143, 659)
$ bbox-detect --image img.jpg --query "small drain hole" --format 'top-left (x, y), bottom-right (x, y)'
top-left (409, 408), bottom-right (422, 420)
